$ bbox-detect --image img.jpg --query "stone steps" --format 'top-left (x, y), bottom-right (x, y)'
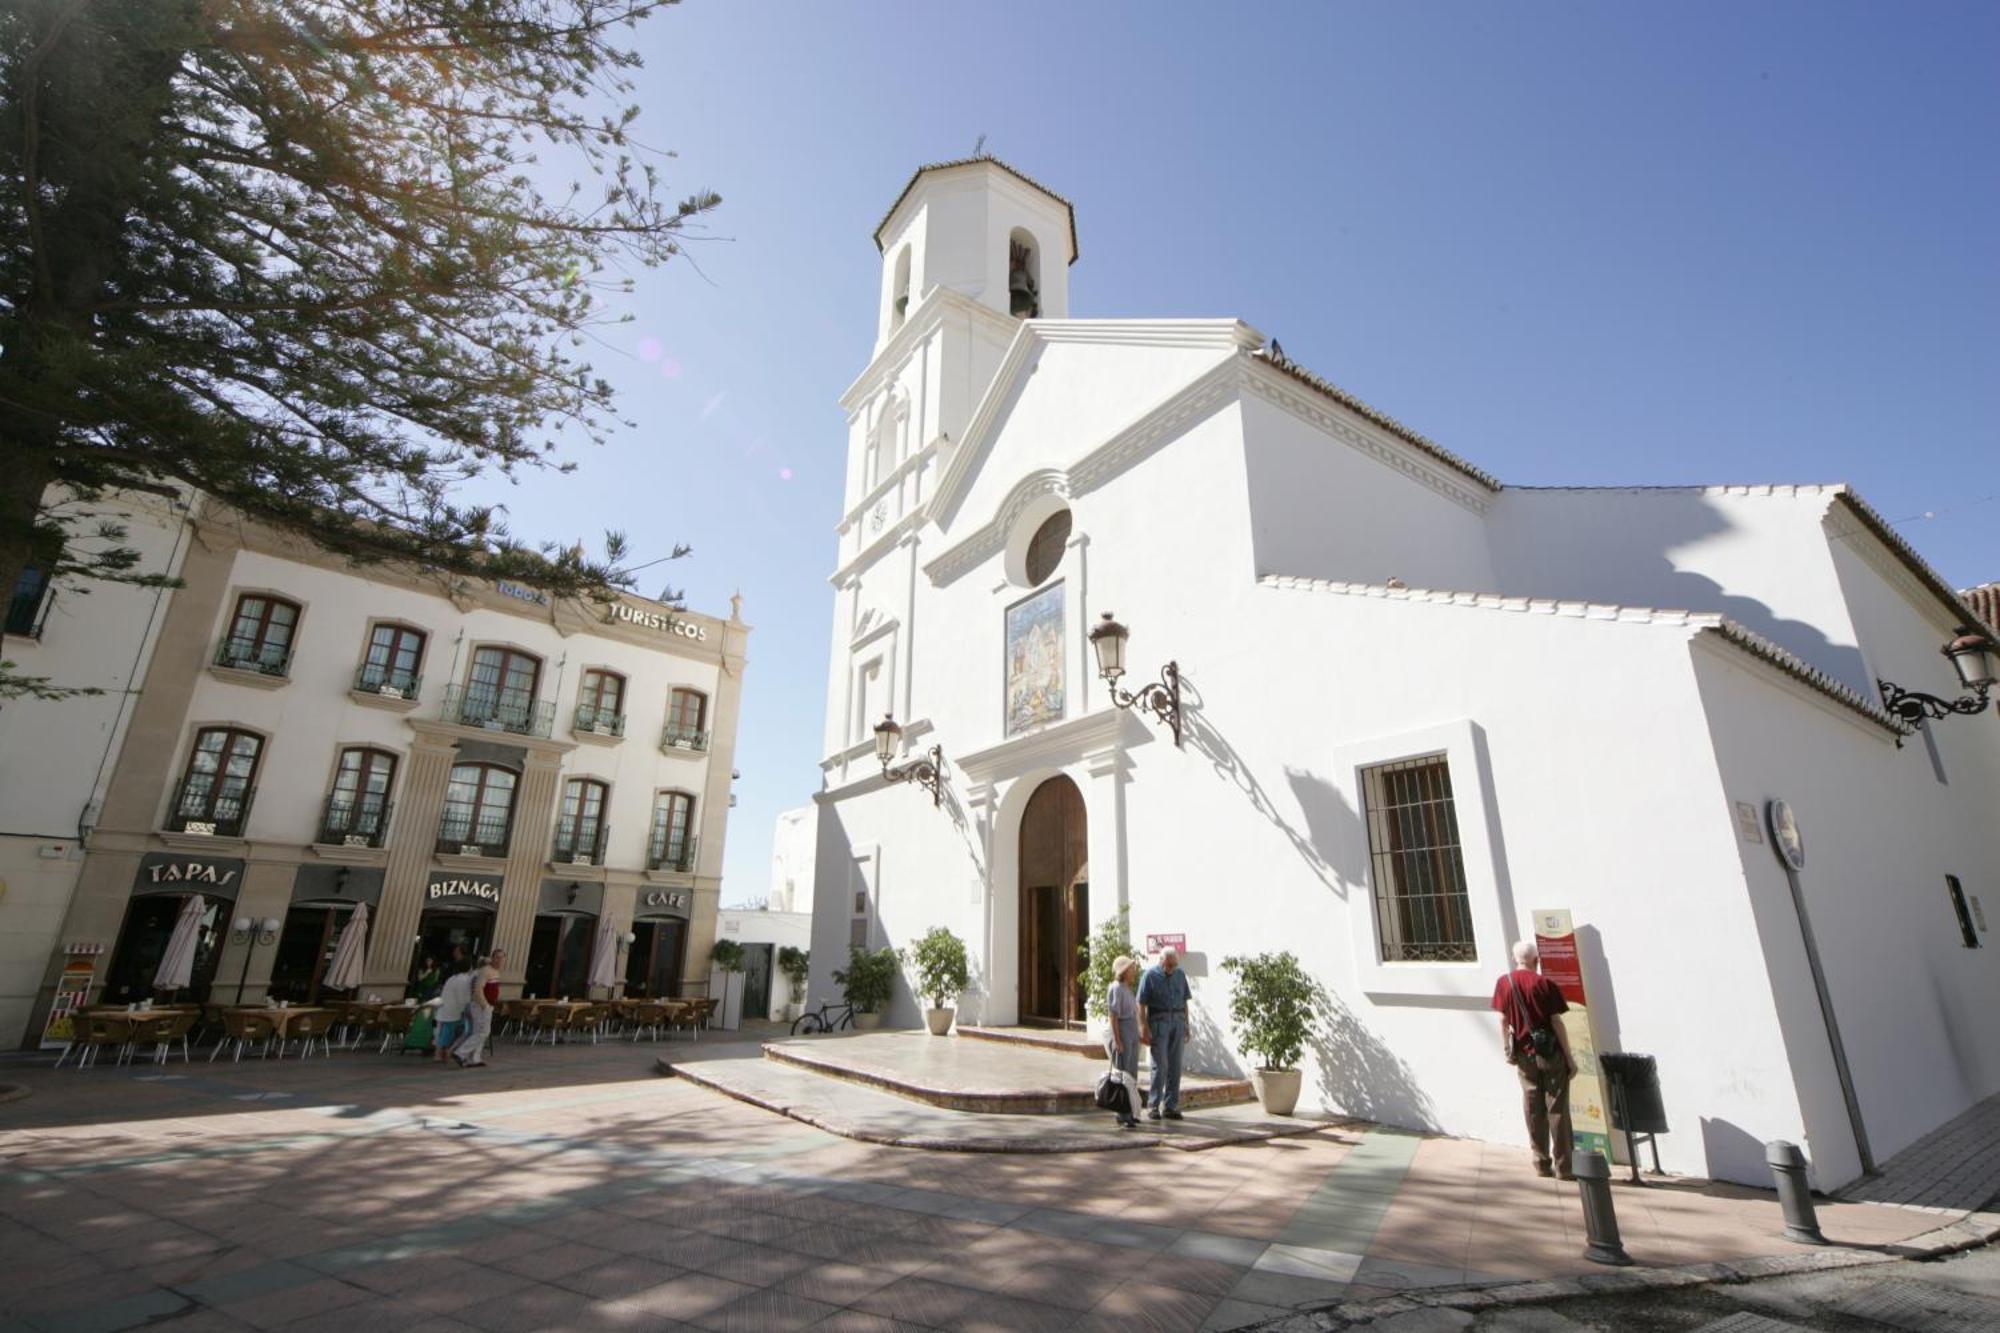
top-left (955, 1024), bottom-right (1107, 1060)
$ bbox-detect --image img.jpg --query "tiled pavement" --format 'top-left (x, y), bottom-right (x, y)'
top-left (1839, 1089), bottom-right (2000, 1213)
top-left (0, 1039), bottom-right (1967, 1332)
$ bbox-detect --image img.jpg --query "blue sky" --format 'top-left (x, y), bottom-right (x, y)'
top-left (473, 2), bottom-right (1998, 904)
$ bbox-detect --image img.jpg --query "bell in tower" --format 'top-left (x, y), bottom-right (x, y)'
top-left (1008, 239), bottom-right (1040, 319)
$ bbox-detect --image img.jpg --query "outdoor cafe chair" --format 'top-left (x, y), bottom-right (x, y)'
top-left (627, 1002), bottom-right (668, 1042)
top-left (210, 1011), bottom-right (276, 1063)
top-left (131, 1011), bottom-right (198, 1066)
top-left (523, 1006), bottom-right (562, 1045)
top-left (281, 1012), bottom-right (333, 1059)
top-left (375, 1005), bottom-right (417, 1054)
top-left (55, 1013), bottom-right (133, 1070)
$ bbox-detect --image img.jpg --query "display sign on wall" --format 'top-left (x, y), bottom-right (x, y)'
top-left (1532, 908), bottom-right (1610, 1161)
top-left (134, 853), bottom-right (246, 897)
top-left (1004, 581), bottom-right (1065, 736)
top-left (425, 871), bottom-right (504, 909)
top-left (1146, 933), bottom-right (1187, 956)
top-left (638, 888), bottom-right (690, 918)
top-left (40, 951), bottom-right (99, 1050)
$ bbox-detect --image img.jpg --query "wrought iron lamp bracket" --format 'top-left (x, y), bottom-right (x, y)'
top-left (881, 745), bottom-right (946, 807)
top-left (1878, 677), bottom-right (1992, 731)
top-left (1107, 661), bottom-right (1183, 747)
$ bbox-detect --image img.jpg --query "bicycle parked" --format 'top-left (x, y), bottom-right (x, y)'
top-left (790, 999), bottom-right (855, 1035)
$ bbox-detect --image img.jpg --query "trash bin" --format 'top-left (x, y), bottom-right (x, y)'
top-left (1598, 1052), bottom-right (1667, 1180)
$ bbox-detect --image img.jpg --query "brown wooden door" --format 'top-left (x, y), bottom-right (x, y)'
top-left (1018, 776), bottom-right (1089, 1027)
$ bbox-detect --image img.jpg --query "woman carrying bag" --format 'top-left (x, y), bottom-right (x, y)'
top-left (1100, 956), bottom-right (1144, 1129)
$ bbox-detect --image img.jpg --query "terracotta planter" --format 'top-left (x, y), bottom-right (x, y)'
top-left (925, 1006), bottom-right (955, 1036)
top-left (1251, 1067), bottom-right (1302, 1116)
top-left (852, 1011), bottom-right (884, 1031)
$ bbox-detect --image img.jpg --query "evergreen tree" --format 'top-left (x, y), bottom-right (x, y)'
top-left (0, 0), bottom-right (716, 686)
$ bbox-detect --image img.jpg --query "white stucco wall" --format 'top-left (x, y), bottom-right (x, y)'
top-left (767, 805), bottom-right (818, 915)
top-left (0, 486), bottom-right (192, 1047)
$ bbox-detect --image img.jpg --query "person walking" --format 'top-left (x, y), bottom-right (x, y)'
top-left (1492, 938), bottom-right (1576, 1179)
top-left (432, 963), bottom-right (473, 1064)
top-left (451, 949), bottom-right (504, 1068)
top-left (1105, 956), bottom-right (1143, 1129)
top-left (1136, 946), bottom-right (1191, 1121)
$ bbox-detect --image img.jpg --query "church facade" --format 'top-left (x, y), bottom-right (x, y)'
top-left (806, 158), bottom-right (2000, 1189)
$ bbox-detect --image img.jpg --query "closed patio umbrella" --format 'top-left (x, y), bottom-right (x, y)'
top-left (322, 902), bottom-right (370, 993)
top-left (587, 917), bottom-right (619, 995)
top-left (152, 894), bottom-right (207, 997)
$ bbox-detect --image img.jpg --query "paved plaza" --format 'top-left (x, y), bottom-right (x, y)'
top-left (0, 1036), bottom-right (1986, 1332)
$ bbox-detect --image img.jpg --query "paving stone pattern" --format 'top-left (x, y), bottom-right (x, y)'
top-left (1840, 1090), bottom-right (2000, 1213)
top-left (0, 1037), bottom-right (1967, 1332)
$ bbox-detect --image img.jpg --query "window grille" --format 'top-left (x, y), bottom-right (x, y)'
top-left (1362, 756), bottom-right (1477, 962)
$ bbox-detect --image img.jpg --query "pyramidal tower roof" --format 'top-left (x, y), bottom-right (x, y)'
top-left (872, 157), bottom-right (1079, 263)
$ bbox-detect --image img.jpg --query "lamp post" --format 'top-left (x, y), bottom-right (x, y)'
top-left (873, 714), bottom-right (944, 806)
top-left (1088, 612), bottom-right (1183, 746)
top-left (1878, 627), bottom-right (1997, 734)
top-left (230, 915), bottom-right (280, 1004)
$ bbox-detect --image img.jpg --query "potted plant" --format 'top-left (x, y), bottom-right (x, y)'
top-left (1077, 906), bottom-right (1134, 1035)
top-left (1220, 951), bottom-right (1314, 1116)
top-left (710, 938), bottom-right (745, 973)
top-left (833, 945), bottom-right (898, 1029)
top-left (778, 945), bottom-right (810, 1021)
top-left (903, 927), bottom-right (969, 1035)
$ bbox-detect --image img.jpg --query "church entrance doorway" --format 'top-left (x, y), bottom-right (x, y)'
top-left (1018, 775), bottom-right (1088, 1028)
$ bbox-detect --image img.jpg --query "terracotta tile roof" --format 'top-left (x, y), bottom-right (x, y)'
top-left (1965, 583), bottom-right (2000, 635)
top-left (1247, 347), bottom-right (1502, 491)
top-left (873, 157), bottom-right (1079, 262)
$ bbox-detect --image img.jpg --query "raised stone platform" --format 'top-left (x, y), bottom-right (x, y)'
top-left (956, 1024), bottom-right (1105, 1059)
top-left (760, 1028), bottom-right (1254, 1114)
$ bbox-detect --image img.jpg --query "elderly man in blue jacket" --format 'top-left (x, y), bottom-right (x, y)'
top-left (1136, 946), bottom-right (1191, 1120)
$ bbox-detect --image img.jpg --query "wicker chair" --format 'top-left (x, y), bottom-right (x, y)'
top-left (627, 1001), bottom-right (668, 1042)
top-left (130, 1011), bottom-right (197, 1065)
top-left (210, 1011), bottom-right (276, 1062)
top-left (281, 1012), bottom-right (333, 1059)
top-left (55, 1013), bottom-right (133, 1070)
top-left (375, 1005), bottom-right (417, 1054)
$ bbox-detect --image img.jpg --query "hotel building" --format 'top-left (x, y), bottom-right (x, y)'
top-left (14, 494), bottom-right (746, 1044)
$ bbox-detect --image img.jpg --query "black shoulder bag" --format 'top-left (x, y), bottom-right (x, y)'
top-left (1505, 972), bottom-right (1560, 1062)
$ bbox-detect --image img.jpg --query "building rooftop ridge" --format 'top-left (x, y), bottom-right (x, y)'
top-left (873, 156), bottom-right (1079, 261)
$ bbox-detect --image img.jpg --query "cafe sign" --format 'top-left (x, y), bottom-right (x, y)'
top-left (425, 871), bottom-right (504, 908)
top-left (134, 853), bottom-right (245, 898)
top-left (640, 888), bottom-right (689, 917)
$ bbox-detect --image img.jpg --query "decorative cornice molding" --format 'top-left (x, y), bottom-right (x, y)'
top-left (1240, 359), bottom-right (1493, 515)
top-left (954, 707), bottom-right (1152, 784)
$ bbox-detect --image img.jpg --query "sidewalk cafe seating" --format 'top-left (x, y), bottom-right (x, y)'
top-left (373, 1004), bottom-right (419, 1054)
top-left (210, 1011), bottom-right (276, 1062)
top-left (55, 1013), bottom-right (134, 1070)
top-left (130, 1011), bottom-right (198, 1065)
top-left (279, 1011), bottom-right (333, 1058)
top-left (627, 1001), bottom-right (670, 1042)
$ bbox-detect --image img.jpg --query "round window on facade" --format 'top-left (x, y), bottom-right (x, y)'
top-left (1024, 509), bottom-right (1071, 586)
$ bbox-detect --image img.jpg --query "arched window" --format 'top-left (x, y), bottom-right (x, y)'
top-left (461, 645), bottom-right (542, 731)
top-left (890, 246), bottom-right (912, 331)
top-left (1008, 230), bottom-right (1041, 319)
top-left (170, 727), bottom-right (263, 836)
top-left (664, 688), bottom-right (709, 751)
top-left (554, 777), bottom-right (610, 863)
top-left (439, 762), bottom-right (517, 856)
top-left (360, 623), bottom-right (426, 697)
top-left (648, 792), bottom-right (698, 872)
top-left (576, 668), bottom-right (626, 734)
top-left (323, 746), bottom-right (397, 845)
top-left (1024, 509), bottom-right (1071, 586)
top-left (219, 593), bottom-right (301, 675)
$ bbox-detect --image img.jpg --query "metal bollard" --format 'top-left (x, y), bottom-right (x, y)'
top-left (1572, 1149), bottom-right (1633, 1266)
top-left (1764, 1140), bottom-right (1828, 1245)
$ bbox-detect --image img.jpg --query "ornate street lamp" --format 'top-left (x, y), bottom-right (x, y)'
top-left (1088, 612), bottom-right (1183, 747)
top-left (1878, 627), bottom-right (1998, 728)
top-left (873, 713), bottom-right (944, 806)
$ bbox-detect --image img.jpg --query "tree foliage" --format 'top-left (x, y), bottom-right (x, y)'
top-left (1076, 905), bottom-right (1133, 1023)
top-left (0, 0), bottom-right (717, 680)
top-left (902, 926), bottom-right (968, 1008)
top-left (1220, 950), bottom-right (1316, 1071)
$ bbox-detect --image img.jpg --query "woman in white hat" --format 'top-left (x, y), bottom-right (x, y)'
top-left (1106, 955), bottom-right (1143, 1128)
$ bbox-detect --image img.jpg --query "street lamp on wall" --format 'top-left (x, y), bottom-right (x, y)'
top-left (230, 916), bottom-right (281, 1005)
top-left (873, 713), bottom-right (944, 807)
top-left (1878, 628), bottom-right (1997, 731)
top-left (1089, 612), bottom-right (1183, 747)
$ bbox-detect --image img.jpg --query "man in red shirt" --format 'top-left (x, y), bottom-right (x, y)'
top-left (1491, 938), bottom-right (1576, 1179)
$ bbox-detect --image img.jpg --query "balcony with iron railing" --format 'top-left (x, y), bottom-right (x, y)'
top-left (213, 634), bottom-right (292, 678)
top-left (318, 794), bottom-right (392, 848)
top-left (436, 809), bottom-right (512, 859)
top-left (660, 723), bottom-right (710, 754)
top-left (552, 821), bottom-right (611, 866)
top-left (165, 778), bottom-right (256, 839)
top-left (573, 703), bottom-right (627, 739)
top-left (646, 832), bottom-right (699, 874)
top-left (353, 661), bottom-right (422, 701)
top-left (442, 683), bottom-right (554, 739)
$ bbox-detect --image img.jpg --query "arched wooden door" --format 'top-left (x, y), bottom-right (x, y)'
top-left (1018, 775), bottom-right (1088, 1027)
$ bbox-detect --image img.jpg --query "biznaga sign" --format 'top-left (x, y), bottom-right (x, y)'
top-left (427, 878), bottom-right (501, 902)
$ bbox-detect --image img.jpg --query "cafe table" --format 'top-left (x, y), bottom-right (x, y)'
top-left (222, 1005), bottom-right (331, 1039)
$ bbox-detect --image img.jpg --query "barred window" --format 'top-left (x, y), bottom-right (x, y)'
top-left (1362, 756), bottom-right (1476, 962)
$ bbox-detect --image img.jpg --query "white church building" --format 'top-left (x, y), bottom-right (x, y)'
top-left (805, 157), bottom-right (2000, 1190)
